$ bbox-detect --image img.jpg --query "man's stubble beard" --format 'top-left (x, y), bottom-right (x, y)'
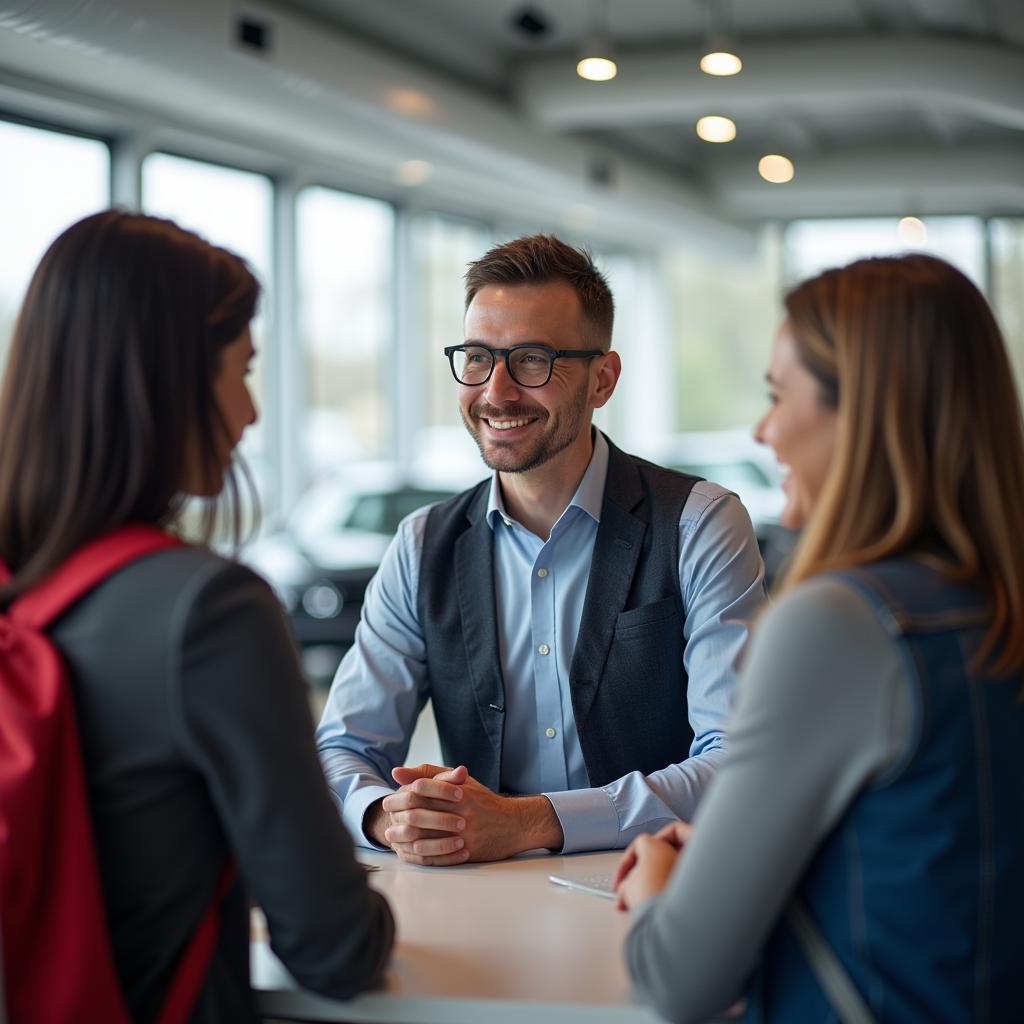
top-left (461, 374), bottom-right (591, 474)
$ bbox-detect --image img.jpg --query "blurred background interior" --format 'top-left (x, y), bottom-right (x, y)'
top-left (2, 0), bottom-right (1022, 691)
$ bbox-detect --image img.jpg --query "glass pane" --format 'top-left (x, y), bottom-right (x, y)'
top-left (297, 187), bottom-right (395, 472)
top-left (0, 120), bottom-right (109, 373)
top-left (667, 227), bottom-right (784, 432)
top-left (142, 152), bottom-right (273, 493)
top-left (991, 219), bottom-right (1024, 402)
top-left (595, 251), bottom-right (644, 441)
top-left (411, 214), bottom-right (490, 475)
top-left (785, 216), bottom-right (986, 288)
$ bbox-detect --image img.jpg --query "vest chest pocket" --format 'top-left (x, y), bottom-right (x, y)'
top-left (613, 594), bottom-right (681, 639)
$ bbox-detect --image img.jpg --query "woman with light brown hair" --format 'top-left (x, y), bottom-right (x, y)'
top-left (614, 253), bottom-right (1024, 1023)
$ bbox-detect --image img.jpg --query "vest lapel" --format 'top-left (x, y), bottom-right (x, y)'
top-left (569, 441), bottom-right (646, 729)
top-left (453, 489), bottom-right (506, 767)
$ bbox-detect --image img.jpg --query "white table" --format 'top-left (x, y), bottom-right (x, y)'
top-left (252, 849), bottom-right (666, 1023)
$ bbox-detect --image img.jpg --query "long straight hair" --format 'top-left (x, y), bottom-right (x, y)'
top-left (781, 253), bottom-right (1024, 677)
top-left (0, 210), bottom-right (259, 604)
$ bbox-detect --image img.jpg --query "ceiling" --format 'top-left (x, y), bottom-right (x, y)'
top-left (272, 0), bottom-right (1024, 220)
top-left (1, 0), bottom-right (1022, 242)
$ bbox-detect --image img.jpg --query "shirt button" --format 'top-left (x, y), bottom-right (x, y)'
top-left (537, 643), bottom-right (550, 656)
top-left (502, 518), bottom-right (512, 527)
top-left (537, 568), bottom-right (548, 578)
top-left (545, 727), bottom-right (557, 738)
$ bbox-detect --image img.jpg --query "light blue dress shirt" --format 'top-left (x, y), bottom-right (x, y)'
top-left (316, 431), bottom-right (767, 853)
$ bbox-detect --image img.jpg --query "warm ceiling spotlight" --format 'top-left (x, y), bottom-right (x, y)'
top-left (395, 159), bottom-right (432, 187)
top-left (699, 0), bottom-right (742, 75)
top-left (578, 0), bottom-right (617, 81)
top-left (696, 115), bottom-right (736, 143)
top-left (758, 154), bottom-right (795, 183)
top-left (898, 216), bottom-right (928, 245)
top-left (577, 54), bottom-right (618, 81)
top-left (384, 87), bottom-right (436, 118)
top-left (700, 49), bottom-right (742, 76)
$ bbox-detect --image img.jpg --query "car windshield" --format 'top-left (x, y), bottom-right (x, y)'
top-left (345, 489), bottom-right (454, 534)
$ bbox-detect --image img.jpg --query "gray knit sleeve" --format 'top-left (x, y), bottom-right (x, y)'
top-left (624, 576), bottom-right (912, 1024)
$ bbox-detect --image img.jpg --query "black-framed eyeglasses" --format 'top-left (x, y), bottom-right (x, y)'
top-left (444, 344), bottom-right (604, 388)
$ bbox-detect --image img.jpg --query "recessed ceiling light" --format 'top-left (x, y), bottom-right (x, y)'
top-left (384, 88), bottom-right (436, 118)
top-left (577, 55), bottom-right (618, 81)
top-left (898, 216), bottom-right (928, 245)
top-left (758, 154), bottom-right (794, 183)
top-left (700, 50), bottom-right (742, 76)
top-left (395, 160), bottom-right (432, 187)
top-left (696, 115), bottom-right (736, 143)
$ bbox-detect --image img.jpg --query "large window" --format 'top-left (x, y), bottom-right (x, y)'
top-left (142, 153), bottom-right (274, 500)
top-left (296, 187), bottom-right (395, 473)
top-left (0, 120), bottom-right (109, 370)
top-left (410, 213), bottom-right (490, 479)
top-left (667, 227), bottom-right (784, 432)
top-left (991, 219), bottom-right (1024, 400)
top-left (593, 251), bottom-right (653, 446)
top-left (784, 216), bottom-right (986, 287)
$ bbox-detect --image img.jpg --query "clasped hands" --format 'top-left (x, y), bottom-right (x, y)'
top-left (365, 763), bottom-right (564, 866)
top-left (612, 820), bottom-right (692, 911)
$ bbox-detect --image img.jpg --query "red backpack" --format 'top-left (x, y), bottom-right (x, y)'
top-left (0, 525), bottom-right (235, 1023)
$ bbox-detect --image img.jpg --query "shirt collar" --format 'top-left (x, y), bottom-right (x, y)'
top-left (485, 429), bottom-right (609, 531)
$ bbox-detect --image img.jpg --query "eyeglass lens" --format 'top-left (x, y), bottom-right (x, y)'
top-left (453, 346), bottom-right (553, 386)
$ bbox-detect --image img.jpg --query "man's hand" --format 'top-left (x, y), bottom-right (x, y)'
top-left (364, 764), bottom-right (470, 866)
top-left (376, 763), bottom-right (565, 866)
top-left (613, 820), bottom-right (692, 911)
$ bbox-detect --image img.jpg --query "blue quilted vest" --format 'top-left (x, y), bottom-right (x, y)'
top-left (747, 558), bottom-right (1024, 1023)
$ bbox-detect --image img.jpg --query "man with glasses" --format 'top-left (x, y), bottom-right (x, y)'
top-left (317, 234), bottom-right (766, 865)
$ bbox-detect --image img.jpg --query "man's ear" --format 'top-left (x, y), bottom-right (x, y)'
top-left (590, 350), bottom-right (622, 410)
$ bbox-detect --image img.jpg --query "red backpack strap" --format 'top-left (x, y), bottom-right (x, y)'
top-left (2, 523), bottom-right (238, 1023)
top-left (155, 862), bottom-right (238, 1024)
top-left (7, 524), bottom-right (182, 629)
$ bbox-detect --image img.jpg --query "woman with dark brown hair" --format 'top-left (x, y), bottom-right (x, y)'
top-left (614, 253), bottom-right (1024, 1023)
top-left (0, 211), bottom-right (393, 1021)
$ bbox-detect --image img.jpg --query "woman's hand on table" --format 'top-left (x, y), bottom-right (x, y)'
top-left (613, 820), bottom-right (692, 911)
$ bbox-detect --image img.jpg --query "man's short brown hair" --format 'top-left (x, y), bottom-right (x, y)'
top-left (464, 234), bottom-right (615, 349)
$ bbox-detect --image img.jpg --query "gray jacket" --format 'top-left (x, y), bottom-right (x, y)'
top-left (52, 545), bottom-right (393, 1023)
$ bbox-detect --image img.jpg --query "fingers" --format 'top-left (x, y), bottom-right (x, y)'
top-left (653, 820), bottom-right (693, 848)
top-left (391, 763), bottom-right (469, 787)
top-left (612, 844), bottom-right (638, 891)
top-left (391, 762), bottom-right (453, 785)
top-left (405, 775), bottom-right (465, 803)
top-left (383, 807), bottom-right (466, 837)
top-left (434, 764), bottom-right (468, 785)
top-left (382, 787), bottom-right (464, 821)
top-left (391, 843), bottom-right (471, 868)
top-left (388, 830), bottom-right (466, 857)
top-left (613, 839), bottom-right (642, 909)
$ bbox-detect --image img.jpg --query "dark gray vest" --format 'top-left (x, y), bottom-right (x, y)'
top-left (417, 436), bottom-right (699, 792)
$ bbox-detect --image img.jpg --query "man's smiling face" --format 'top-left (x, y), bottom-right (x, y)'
top-left (459, 280), bottom-right (600, 474)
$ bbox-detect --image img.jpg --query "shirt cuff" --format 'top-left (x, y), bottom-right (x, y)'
top-left (544, 787), bottom-right (622, 853)
top-left (341, 782), bottom-right (396, 850)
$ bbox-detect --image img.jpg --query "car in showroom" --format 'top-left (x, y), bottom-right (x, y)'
top-left (640, 430), bottom-right (798, 586)
top-left (242, 464), bottom-right (461, 663)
